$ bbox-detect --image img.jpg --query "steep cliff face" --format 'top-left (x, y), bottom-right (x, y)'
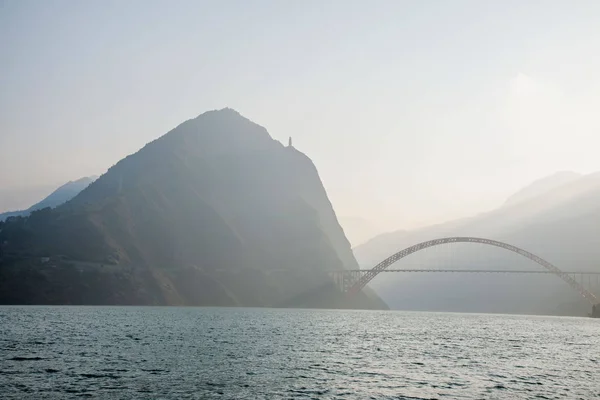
top-left (0, 109), bottom-right (383, 309)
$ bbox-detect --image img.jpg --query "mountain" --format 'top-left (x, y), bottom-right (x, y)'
top-left (29, 176), bottom-right (97, 210)
top-left (338, 216), bottom-right (384, 247)
top-left (0, 109), bottom-right (386, 309)
top-left (353, 172), bottom-right (600, 316)
top-left (503, 171), bottom-right (582, 207)
top-left (0, 184), bottom-right (57, 214)
top-left (0, 176), bottom-right (97, 222)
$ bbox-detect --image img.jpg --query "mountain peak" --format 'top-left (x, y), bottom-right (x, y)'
top-left (172, 108), bottom-right (274, 145)
top-left (195, 107), bottom-right (242, 119)
top-left (0, 111), bottom-right (385, 309)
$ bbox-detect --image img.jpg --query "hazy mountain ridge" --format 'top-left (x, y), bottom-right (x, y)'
top-left (0, 176), bottom-right (96, 222)
top-left (338, 216), bottom-right (384, 247)
top-left (0, 109), bottom-right (384, 309)
top-left (353, 172), bottom-right (600, 316)
top-left (0, 185), bottom-right (58, 214)
top-left (503, 171), bottom-right (582, 207)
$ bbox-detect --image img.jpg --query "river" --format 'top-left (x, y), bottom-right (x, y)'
top-left (1, 306), bottom-right (598, 399)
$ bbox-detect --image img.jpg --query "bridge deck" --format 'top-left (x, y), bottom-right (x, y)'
top-left (337, 269), bottom-right (600, 274)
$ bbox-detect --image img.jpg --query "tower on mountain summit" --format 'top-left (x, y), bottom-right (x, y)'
top-left (288, 137), bottom-right (293, 147)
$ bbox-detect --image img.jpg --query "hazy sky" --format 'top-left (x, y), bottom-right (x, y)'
top-left (2, 0), bottom-right (600, 232)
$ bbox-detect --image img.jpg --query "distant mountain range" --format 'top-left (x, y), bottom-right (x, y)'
top-left (0, 176), bottom-right (97, 222)
top-left (0, 109), bottom-right (385, 309)
top-left (338, 216), bottom-right (383, 247)
top-left (0, 184), bottom-right (58, 215)
top-left (503, 171), bottom-right (582, 207)
top-left (353, 171), bottom-right (600, 316)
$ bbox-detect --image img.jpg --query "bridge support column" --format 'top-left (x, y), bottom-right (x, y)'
top-left (342, 272), bottom-right (358, 293)
top-left (330, 270), bottom-right (364, 293)
top-left (592, 304), bottom-right (600, 318)
top-left (330, 271), bottom-right (345, 292)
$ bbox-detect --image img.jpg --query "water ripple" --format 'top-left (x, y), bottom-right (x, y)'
top-left (0, 306), bottom-right (599, 399)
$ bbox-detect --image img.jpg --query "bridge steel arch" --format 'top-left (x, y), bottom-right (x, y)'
top-left (348, 237), bottom-right (598, 304)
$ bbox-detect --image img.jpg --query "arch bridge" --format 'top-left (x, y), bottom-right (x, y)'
top-left (333, 237), bottom-right (598, 305)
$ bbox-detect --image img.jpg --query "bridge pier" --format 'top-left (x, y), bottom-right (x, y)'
top-left (330, 270), bottom-right (364, 292)
top-left (592, 304), bottom-right (600, 318)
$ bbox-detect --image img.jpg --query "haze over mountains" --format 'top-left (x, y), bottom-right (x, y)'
top-left (353, 171), bottom-right (600, 316)
top-left (0, 109), bottom-right (385, 309)
top-left (503, 171), bottom-right (582, 207)
top-left (1, 110), bottom-right (598, 315)
top-left (0, 185), bottom-right (59, 215)
top-left (338, 216), bottom-right (384, 247)
top-left (0, 176), bottom-right (96, 222)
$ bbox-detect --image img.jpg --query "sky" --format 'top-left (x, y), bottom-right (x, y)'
top-left (1, 0), bottom-right (600, 235)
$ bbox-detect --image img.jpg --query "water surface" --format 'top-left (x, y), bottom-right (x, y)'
top-left (1, 307), bottom-right (599, 399)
